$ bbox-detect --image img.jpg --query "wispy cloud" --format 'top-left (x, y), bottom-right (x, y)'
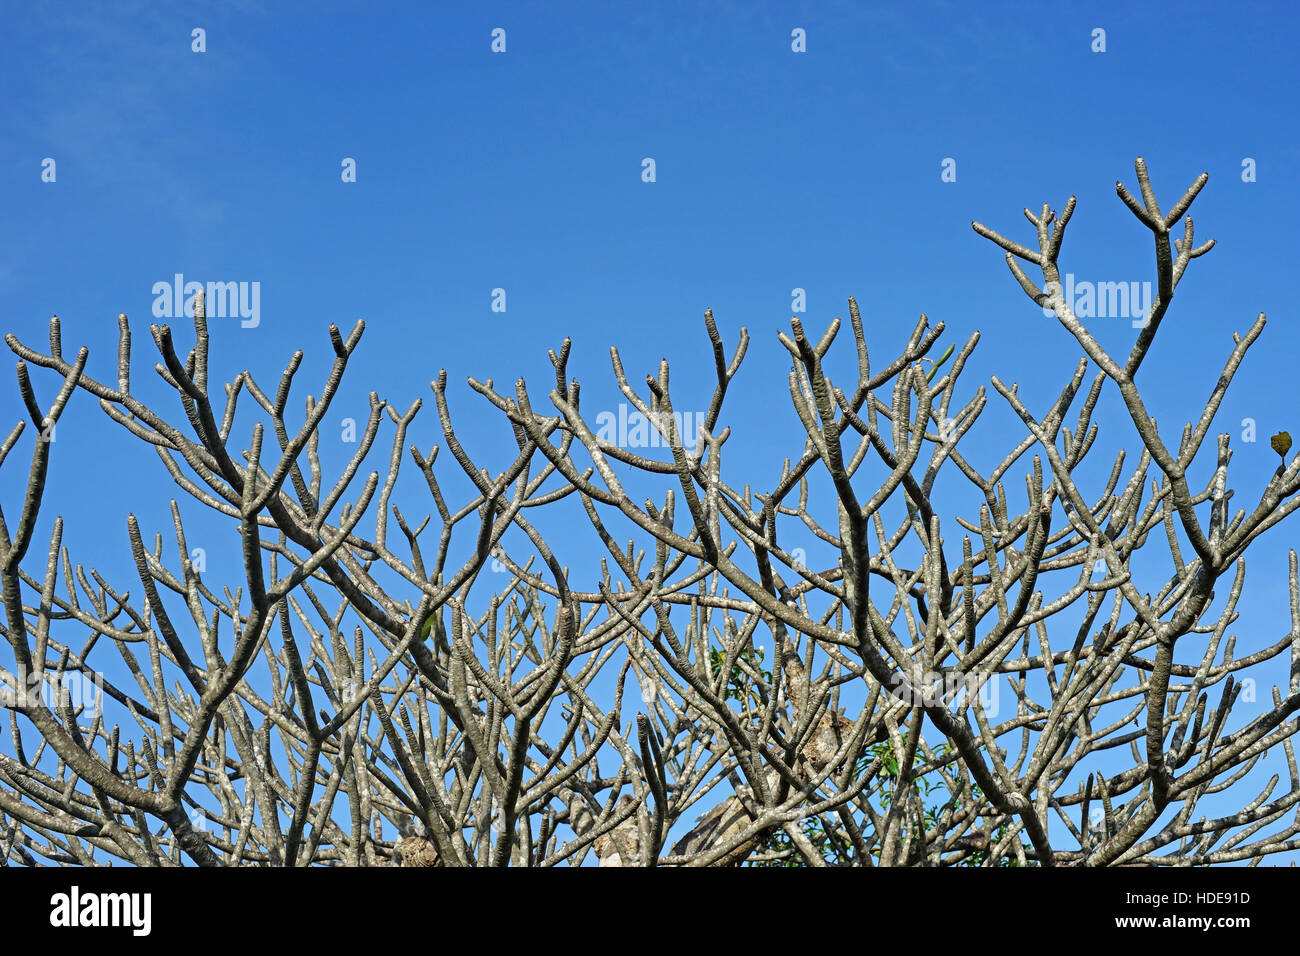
top-left (11, 1), bottom-right (267, 228)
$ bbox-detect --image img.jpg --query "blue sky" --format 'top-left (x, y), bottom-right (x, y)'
top-left (2, 0), bottom-right (1299, 864)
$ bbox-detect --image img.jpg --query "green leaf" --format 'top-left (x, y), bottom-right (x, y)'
top-left (1271, 431), bottom-right (1292, 459)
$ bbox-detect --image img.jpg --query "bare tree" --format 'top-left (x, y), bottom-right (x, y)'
top-left (2, 158), bottom-right (1298, 867)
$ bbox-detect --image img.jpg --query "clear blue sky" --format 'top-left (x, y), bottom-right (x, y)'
top-left (2, 0), bottom-right (1298, 864)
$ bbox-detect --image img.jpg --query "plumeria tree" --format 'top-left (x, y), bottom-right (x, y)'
top-left (2, 158), bottom-right (1298, 866)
